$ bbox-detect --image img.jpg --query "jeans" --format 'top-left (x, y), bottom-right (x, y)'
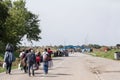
top-left (28, 63), bottom-right (34, 76)
top-left (43, 61), bottom-right (48, 74)
top-left (23, 65), bottom-right (27, 73)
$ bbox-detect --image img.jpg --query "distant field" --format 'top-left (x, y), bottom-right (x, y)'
top-left (90, 49), bottom-right (120, 60)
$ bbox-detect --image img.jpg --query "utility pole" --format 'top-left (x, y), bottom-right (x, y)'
top-left (85, 34), bottom-right (88, 45)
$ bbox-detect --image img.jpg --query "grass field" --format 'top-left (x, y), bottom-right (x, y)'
top-left (90, 49), bottom-right (120, 60)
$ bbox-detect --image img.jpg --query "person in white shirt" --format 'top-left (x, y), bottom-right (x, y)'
top-left (42, 48), bottom-right (49, 74)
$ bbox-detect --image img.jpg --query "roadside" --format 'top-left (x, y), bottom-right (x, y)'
top-left (83, 53), bottom-right (120, 80)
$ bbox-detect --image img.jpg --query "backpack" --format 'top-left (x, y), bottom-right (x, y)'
top-left (43, 53), bottom-right (50, 61)
top-left (47, 53), bottom-right (51, 61)
top-left (21, 53), bottom-right (26, 59)
top-left (5, 51), bottom-right (15, 63)
top-left (36, 56), bottom-right (40, 62)
top-left (5, 52), bottom-right (9, 62)
top-left (28, 53), bottom-right (35, 64)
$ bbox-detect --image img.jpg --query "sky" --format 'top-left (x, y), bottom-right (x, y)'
top-left (22, 0), bottom-right (120, 46)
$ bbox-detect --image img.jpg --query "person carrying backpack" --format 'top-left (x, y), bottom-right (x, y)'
top-left (47, 48), bottom-right (53, 68)
top-left (4, 47), bottom-right (15, 74)
top-left (19, 50), bottom-right (28, 73)
top-left (25, 49), bottom-right (36, 76)
top-left (42, 48), bottom-right (49, 75)
top-left (35, 51), bottom-right (41, 66)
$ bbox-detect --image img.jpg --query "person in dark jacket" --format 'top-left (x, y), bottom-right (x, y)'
top-left (25, 49), bottom-right (36, 77)
top-left (47, 48), bottom-right (53, 68)
top-left (4, 50), bottom-right (15, 74)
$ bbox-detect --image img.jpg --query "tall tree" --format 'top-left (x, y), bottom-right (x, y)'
top-left (2, 0), bottom-right (41, 48)
top-left (0, 1), bottom-right (9, 40)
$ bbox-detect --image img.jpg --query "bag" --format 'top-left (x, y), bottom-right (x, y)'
top-left (29, 53), bottom-right (35, 64)
top-left (21, 53), bottom-right (26, 59)
top-left (36, 56), bottom-right (40, 62)
top-left (48, 60), bottom-right (53, 68)
top-left (5, 52), bottom-right (9, 62)
top-left (18, 63), bottom-right (21, 70)
top-left (47, 53), bottom-right (51, 61)
top-left (33, 63), bottom-right (39, 70)
top-left (5, 51), bottom-right (15, 62)
top-left (2, 62), bottom-right (6, 68)
top-left (43, 54), bottom-right (50, 61)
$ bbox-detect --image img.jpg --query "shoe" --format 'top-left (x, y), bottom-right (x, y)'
top-left (8, 72), bottom-right (11, 75)
top-left (45, 72), bottom-right (48, 75)
top-left (24, 70), bottom-right (27, 73)
top-left (6, 71), bottom-right (8, 74)
top-left (31, 74), bottom-right (34, 77)
top-left (29, 73), bottom-right (31, 77)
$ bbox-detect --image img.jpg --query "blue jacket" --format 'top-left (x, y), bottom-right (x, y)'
top-left (4, 51), bottom-right (15, 63)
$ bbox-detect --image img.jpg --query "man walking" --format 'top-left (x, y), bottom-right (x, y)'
top-left (4, 43), bottom-right (15, 74)
top-left (25, 49), bottom-right (36, 76)
top-left (42, 48), bottom-right (49, 74)
top-left (47, 48), bottom-right (53, 68)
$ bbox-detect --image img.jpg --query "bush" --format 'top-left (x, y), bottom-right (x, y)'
top-left (91, 49), bottom-right (120, 60)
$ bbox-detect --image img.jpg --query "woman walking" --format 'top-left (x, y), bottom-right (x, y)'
top-left (42, 48), bottom-right (49, 74)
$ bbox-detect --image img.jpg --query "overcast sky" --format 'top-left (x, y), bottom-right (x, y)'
top-left (23, 0), bottom-right (120, 46)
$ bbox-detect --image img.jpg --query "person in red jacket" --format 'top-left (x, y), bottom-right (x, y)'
top-left (36, 51), bottom-right (41, 66)
top-left (47, 48), bottom-right (53, 68)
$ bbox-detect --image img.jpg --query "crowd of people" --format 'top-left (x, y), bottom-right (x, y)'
top-left (3, 43), bottom-right (53, 77)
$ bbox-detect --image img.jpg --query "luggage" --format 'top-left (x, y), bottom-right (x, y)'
top-left (2, 62), bottom-right (6, 68)
top-left (33, 63), bottom-right (39, 70)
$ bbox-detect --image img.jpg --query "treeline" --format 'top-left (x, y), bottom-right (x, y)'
top-left (0, 0), bottom-right (41, 52)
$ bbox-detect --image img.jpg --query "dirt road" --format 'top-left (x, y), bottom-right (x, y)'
top-left (0, 53), bottom-right (120, 80)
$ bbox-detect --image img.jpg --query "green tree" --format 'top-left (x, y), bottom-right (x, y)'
top-left (0, 1), bottom-right (9, 52)
top-left (88, 44), bottom-right (101, 49)
top-left (58, 45), bottom-right (64, 48)
top-left (2, 0), bottom-right (41, 48)
top-left (0, 1), bottom-right (9, 40)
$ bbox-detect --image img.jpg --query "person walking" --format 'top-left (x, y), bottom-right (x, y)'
top-left (19, 49), bottom-right (28, 73)
top-left (4, 43), bottom-right (15, 74)
top-left (42, 48), bottom-right (49, 75)
top-left (25, 49), bottom-right (36, 77)
top-left (35, 51), bottom-right (41, 66)
top-left (47, 48), bottom-right (53, 68)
